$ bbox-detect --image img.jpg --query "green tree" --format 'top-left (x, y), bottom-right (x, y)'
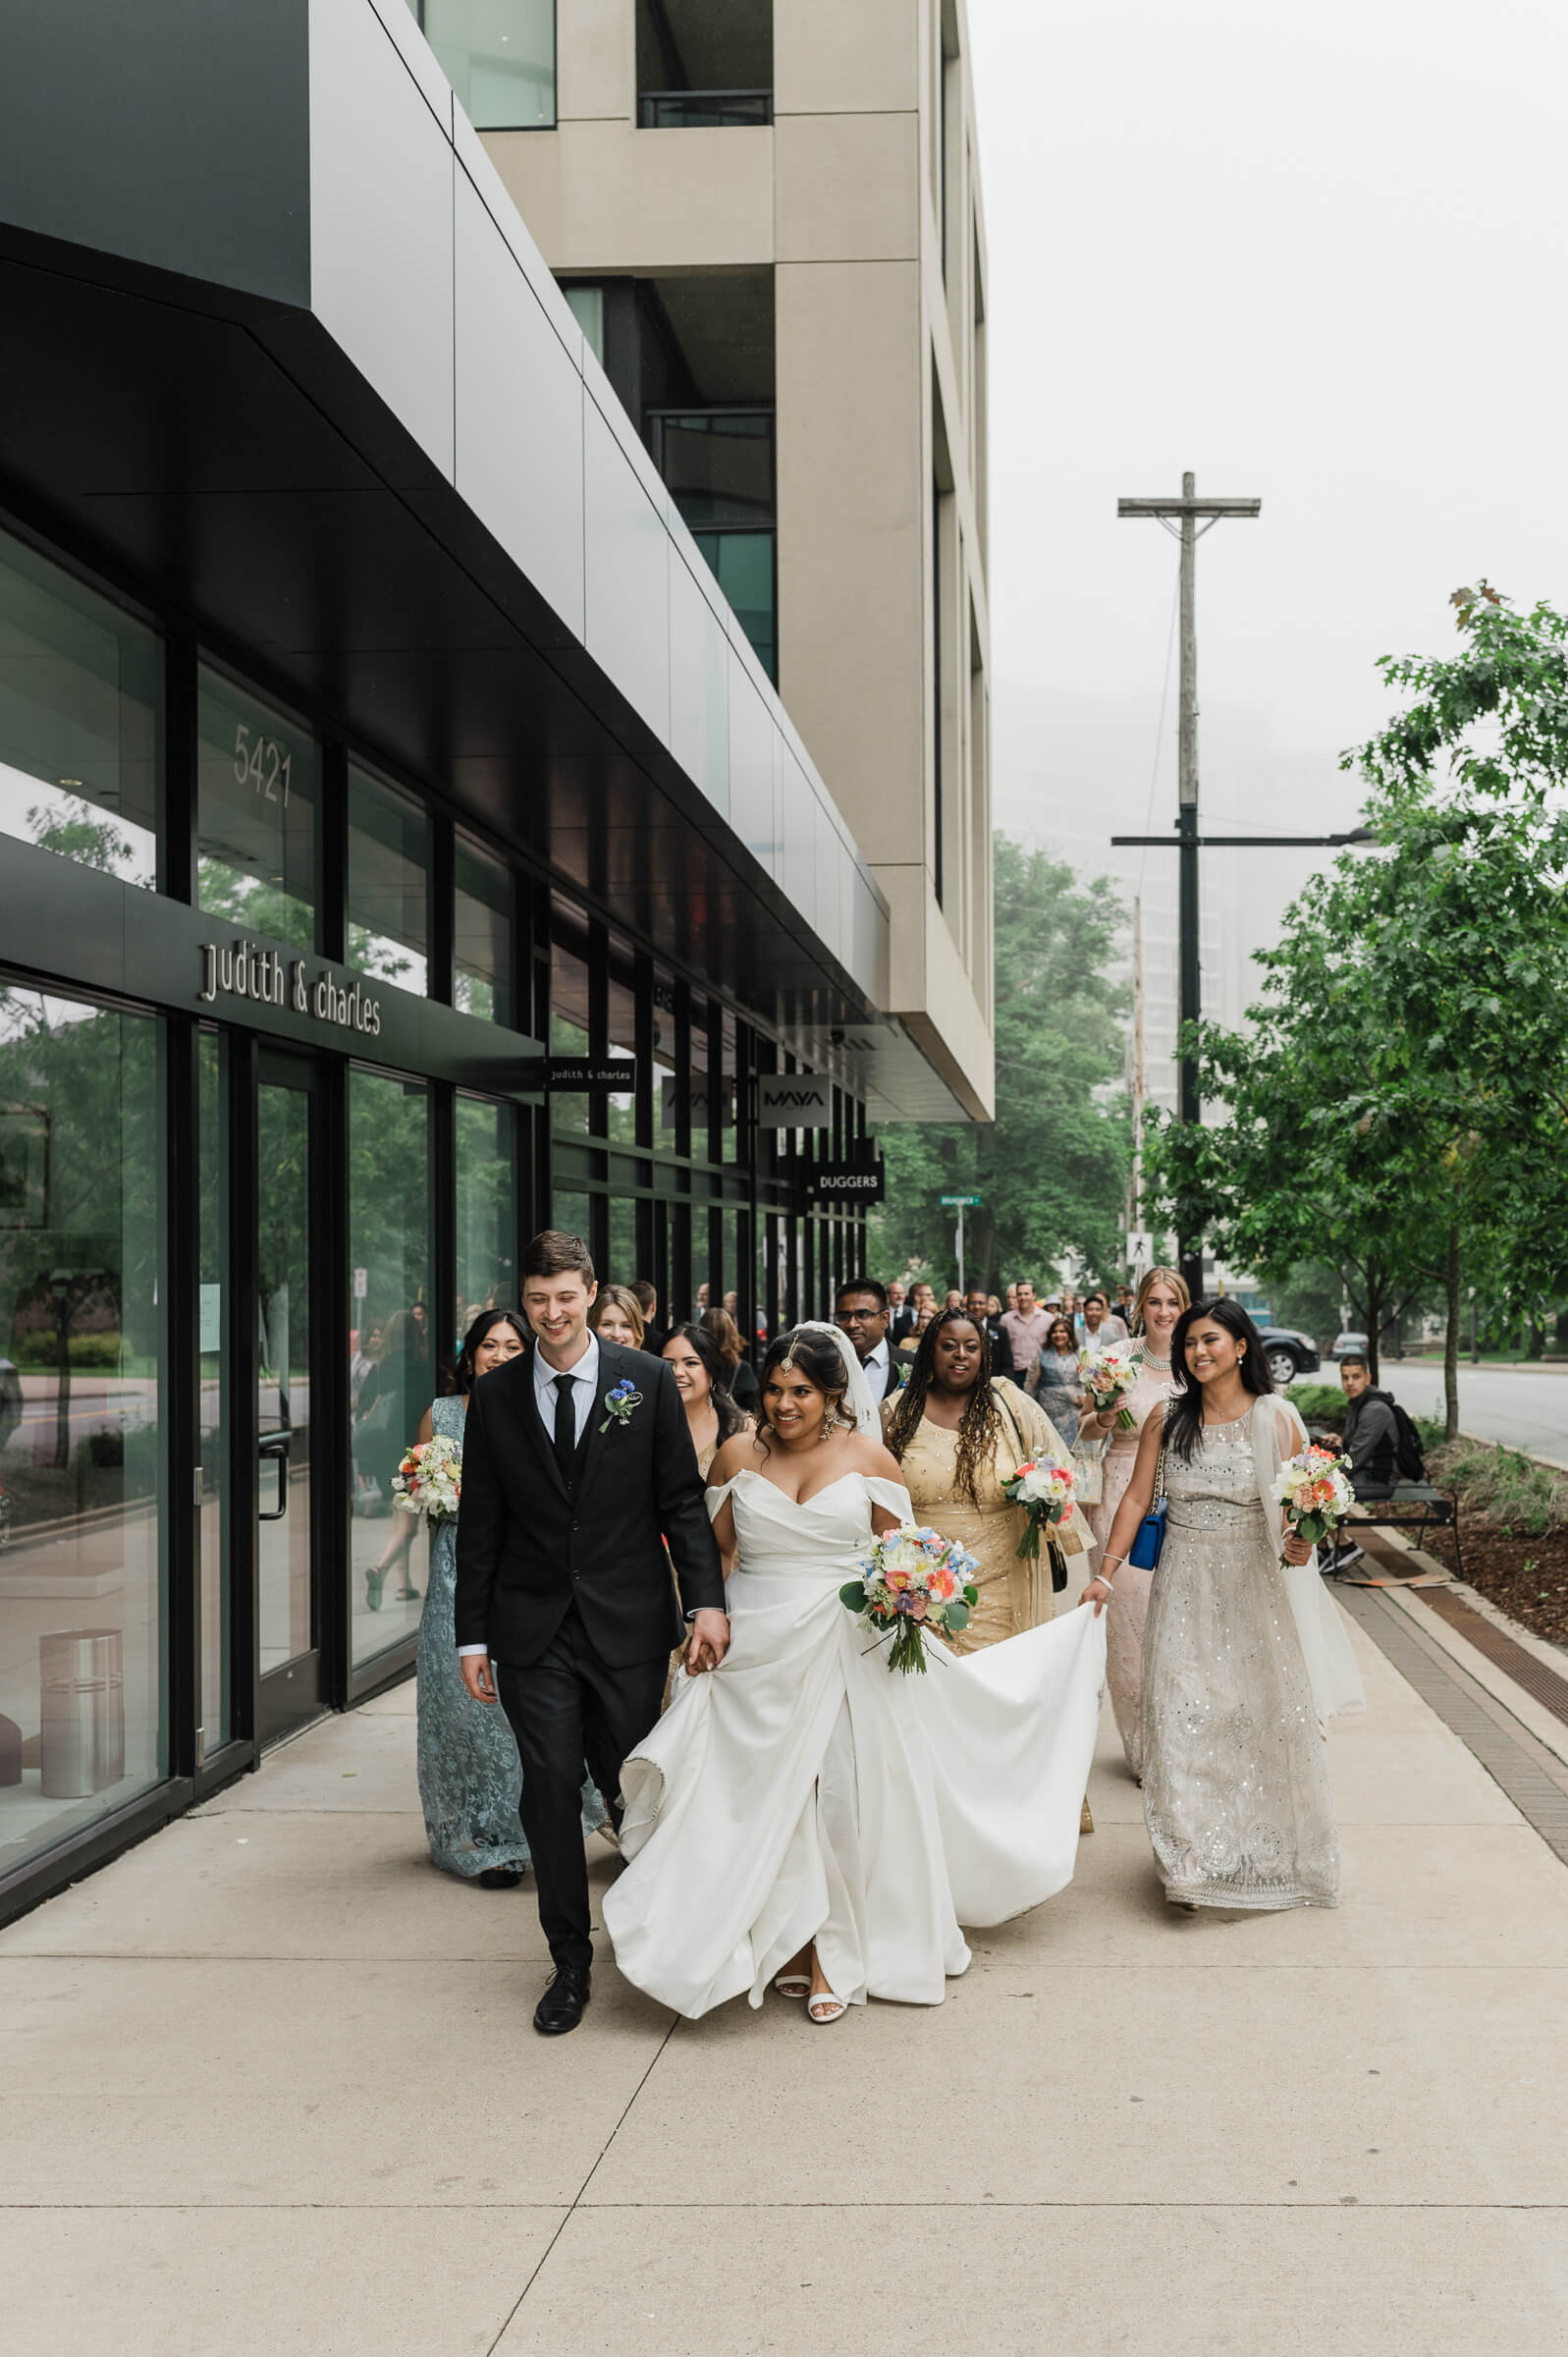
top-left (869, 838), bottom-right (1132, 1291)
top-left (1151, 582), bottom-right (1568, 1433)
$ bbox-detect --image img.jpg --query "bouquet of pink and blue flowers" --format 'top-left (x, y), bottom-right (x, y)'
top-left (839, 1523), bottom-right (981, 1674)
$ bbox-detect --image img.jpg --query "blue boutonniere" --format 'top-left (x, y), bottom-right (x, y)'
top-left (598, 1377), bottom-right (643, 1435)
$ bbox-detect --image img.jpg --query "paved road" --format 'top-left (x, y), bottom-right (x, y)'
top-left (1339, 1361), bottom-right (1568, 1463)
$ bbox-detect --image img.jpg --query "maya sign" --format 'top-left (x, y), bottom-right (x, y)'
top-left (758, 1074), bottom-right (832, 1128)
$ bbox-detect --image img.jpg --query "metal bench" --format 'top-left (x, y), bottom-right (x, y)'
top-left (1333, 1481), bottom-right (1464, 1579)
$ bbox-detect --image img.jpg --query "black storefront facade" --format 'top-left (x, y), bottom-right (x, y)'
top-left (0, 3), bottom-right (895, 1923)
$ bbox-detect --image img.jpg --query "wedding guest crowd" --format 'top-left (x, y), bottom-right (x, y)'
top-left (395, 1235), bottom-right (1366, 2027)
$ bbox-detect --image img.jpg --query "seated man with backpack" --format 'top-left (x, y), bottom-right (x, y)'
top-left (1327, 1351), bottom-right (1424, 1570)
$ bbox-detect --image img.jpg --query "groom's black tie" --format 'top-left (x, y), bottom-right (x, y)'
top-left (553, 1371), bottom-right (578, 1494)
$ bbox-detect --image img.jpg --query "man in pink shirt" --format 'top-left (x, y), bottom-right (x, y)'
top-left (1000, 1279), bottom-right (1054, 1397)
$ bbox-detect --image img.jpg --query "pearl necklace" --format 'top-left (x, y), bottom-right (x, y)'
top-left (1139, 1347), bottom-right (1172, 1374)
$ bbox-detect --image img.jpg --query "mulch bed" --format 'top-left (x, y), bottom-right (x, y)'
top-left (1399, 1515), bottom-right (1568, 1649)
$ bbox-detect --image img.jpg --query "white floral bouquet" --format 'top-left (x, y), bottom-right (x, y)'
top-left (1271, 1444), bottom-right (1355, 1567)
top-left (391, 1434), bottom-right (462, 1521)
top-left (1000, 1456), bottom-right (1077, 1561)
top-left (1079, 1339), bottom-right (1141, 1428)
top-left (839, 1524), bottom-right (980, 1674)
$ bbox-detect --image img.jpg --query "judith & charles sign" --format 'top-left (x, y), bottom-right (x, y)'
top-left (198, 940), bottom-right (383, 1036)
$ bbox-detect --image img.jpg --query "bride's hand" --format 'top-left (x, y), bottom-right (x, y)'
top-left (684, 1608), bottom-right (730, 1673)
top-left (1082, 1577), bottom-right (1112, 1617)
top-left (1281, 1530), bottom-right (1313, 1566)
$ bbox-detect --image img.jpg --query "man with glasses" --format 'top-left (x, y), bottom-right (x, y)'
top-left (835, 1277), bottom-right (904, 1401)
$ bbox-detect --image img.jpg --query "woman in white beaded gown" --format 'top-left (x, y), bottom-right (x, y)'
top-left (1083, 1298), bottom-right (1362, 1913)
top-left (603, 1325), bottom-right (1107, 2022)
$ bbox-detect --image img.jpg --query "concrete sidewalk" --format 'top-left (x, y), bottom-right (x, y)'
top-left (6, 1613), bottom-right (1568, 2356)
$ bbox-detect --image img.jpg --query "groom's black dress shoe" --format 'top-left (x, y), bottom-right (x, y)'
top-left (533, 1965), bottom-right (591, 2036)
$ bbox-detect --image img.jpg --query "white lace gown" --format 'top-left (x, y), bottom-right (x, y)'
top-left (1141, 1413), bottom-right (1340, 1911)
top-left (602, 1469), bottom-right (1108, 2016)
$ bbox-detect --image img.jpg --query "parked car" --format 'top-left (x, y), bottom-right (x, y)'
top-left (1331, 1330), bottom-right (1370, 1361)
top-left (1257, 1327), bottom-right (1320, 1388)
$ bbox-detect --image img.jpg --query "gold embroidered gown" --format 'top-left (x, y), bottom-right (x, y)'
top-left (896, 1379), bottom-right (1093, 1655)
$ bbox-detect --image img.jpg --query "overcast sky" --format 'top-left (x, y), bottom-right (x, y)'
top-left (966, 0), bottom-right (1568, 1045)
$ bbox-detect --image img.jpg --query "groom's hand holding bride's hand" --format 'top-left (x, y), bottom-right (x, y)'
top-left (684, 1609), bottom-right (730, 1675)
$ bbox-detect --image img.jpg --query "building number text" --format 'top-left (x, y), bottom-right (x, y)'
top-left (234, 723), bottom-right (293, 807)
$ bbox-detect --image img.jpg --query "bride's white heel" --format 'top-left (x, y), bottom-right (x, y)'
top-left (774, 1973), bottom-right (811, 1999)
top-left (807, 1993), bottom-right (846, 2024)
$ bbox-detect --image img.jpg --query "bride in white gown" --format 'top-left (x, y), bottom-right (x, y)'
top-left (602, 1324), bottom-right (1107, 2022)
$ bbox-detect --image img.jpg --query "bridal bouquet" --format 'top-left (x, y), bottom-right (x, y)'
top-left (391, 1434), bottom-right (462, 1522)
top-left (1000, 1456), bottom-right (1076, 1561)
top-left (840, 1525), bottom-right (980, 1674)
top-left (1271, 1444), bottom-right (1355, 1567)
top-left (1079, 1340), bottom-right (1140, 1428)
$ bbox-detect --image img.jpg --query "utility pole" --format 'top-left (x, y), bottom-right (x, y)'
top-left (1117, 472), bottom-right (1260, 1301)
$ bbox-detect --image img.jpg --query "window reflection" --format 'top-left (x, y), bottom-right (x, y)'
top-left (0, 526), bottom-right (161, 888)
top-left (457, 1097), bottom-right (515, 1343)
top-left (349, 1071), bottom-right (433, 1667)
top-left (348, 765), bottom-right (430, 994)
top-left (454, 837), bottom-right (513, 1027)
top-left (196, 670), bottom-right (319, 947)
top-left (0, 986), bottom-right (164, 1876)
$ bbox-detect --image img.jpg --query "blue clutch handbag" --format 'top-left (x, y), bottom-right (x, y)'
top-left (1125, 1418), bottom-right (1170, 1571)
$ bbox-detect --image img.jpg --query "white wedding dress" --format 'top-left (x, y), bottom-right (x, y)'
top-left (602, 1465), bottom-right (1108, 2018)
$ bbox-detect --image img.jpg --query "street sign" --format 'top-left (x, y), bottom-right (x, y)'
top-left (811, 1162), bottom-right (886, 1201)
top-left (939, 1193), bottom-right (982, 1208)
top-left (352, 1266), bottom-right (368, 1299)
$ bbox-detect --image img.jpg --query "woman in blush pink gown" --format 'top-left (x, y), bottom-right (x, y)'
top-left (1082, 1268), bottom-right (1188, 1779)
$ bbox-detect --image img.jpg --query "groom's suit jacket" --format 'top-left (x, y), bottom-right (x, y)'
top-left (454, 1339), bottom-right (727, 1669)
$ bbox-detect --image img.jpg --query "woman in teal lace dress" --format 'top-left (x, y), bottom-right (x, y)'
top-left (415, 1310), bottom-right (606, 1887)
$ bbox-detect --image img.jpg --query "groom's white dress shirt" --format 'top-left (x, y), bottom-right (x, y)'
top-left (863, 1336), bottom-right (891, 1391)
top-left (457, 1334), bottom-right (601, 1657)
top-left (533, 1331), bottom-right (600, 1445)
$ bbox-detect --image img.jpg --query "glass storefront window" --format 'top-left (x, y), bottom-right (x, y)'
top-left (549, 896), bottom-right (591, 1140)
top-left (348, 1071), bottom-right (433, 1668)
top-left (456, 1096), bottom-right (515, 1337)
top-left (421, 0), bottom-right (557, 130)
top-left (0, 526), bottom-right (161, 888)
top-left (607, 934), bottom-right (637, 1147)
top-left (454, 837), bottom-right (513, 1027)
top-left (0, 987), bottom-right (164, 1877)
top-left (607, 1192), bottom-right (637, 1292)
top-left (197, 669), bottom-right (320, 947)
top-left (552, 1189), bottom-right (590, 1247)
top-left (197, 1032), bottom-right (230, 1752)
top-left (348, 765), bottom-right (430, 994)
top-left (562, 284), bottom-right (605, 365)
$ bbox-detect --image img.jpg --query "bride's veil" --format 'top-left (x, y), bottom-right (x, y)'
top-left (789, 1319), bottom-right (882, 1438)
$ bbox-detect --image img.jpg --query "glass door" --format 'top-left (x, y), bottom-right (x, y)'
top-left (256, 1054), bottom-right (323, 1742)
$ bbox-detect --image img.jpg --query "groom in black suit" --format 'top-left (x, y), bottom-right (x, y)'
top-left (455, 1231), bottom-right (729, 2035)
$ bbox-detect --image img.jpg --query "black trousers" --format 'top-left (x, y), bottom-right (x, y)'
top-left (496, 1607), bottom-right (668, 1974)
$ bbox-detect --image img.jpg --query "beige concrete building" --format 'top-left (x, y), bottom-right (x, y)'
top-left (463, 0), bottom-right (995, 1120)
